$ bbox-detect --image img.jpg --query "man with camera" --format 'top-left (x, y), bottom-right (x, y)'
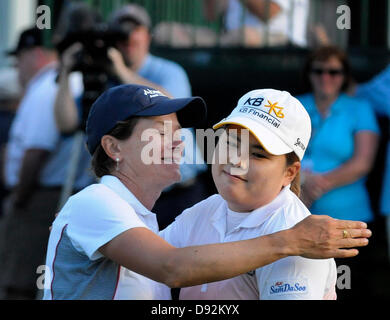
top-left (55, 4), bottom-right (192, 132)
top-left (55, 4), bottom-right (209, 229)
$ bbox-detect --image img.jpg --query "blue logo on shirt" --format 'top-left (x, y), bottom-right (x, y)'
top-left (270, 281), bottom-right (307, 295)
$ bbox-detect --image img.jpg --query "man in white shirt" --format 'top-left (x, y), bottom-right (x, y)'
top-left (0, 27), bottom-right (93, 300)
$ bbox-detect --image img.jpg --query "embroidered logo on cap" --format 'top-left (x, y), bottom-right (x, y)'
top-left (264, 100), bottom-right (284, 118)
top-left (294, 138), bottom-right (306, 151)
top-left (143, 89), bottom-right (166, 98)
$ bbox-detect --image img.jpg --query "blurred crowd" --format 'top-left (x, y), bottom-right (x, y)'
top-left (0, 0), bottom-right (389, 300)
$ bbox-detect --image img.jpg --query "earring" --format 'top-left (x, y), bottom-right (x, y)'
top-left (116, 158), bottom-right (120, 171)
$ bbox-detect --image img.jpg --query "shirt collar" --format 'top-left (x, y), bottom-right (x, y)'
top-left (100, 175), bottom-right (154, 217)
top-left (211, 186), bottom-right (292, 233)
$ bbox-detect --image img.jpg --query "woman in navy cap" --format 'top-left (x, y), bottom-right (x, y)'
top-left (43, 84), bottom-right (370, 300)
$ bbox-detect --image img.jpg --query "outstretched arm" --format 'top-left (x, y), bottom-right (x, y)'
top-left (100, 215), bottom-right (370, 288)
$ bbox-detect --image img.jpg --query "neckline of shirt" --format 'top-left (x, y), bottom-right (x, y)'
top-left (100, 175), bottom-right (154, 217)
top-left (26, 61), bottom-right (58, 90)
top-left (310, 93), bottom-right (347, 119)
top-left (212, 185), bottom-right (293, 231)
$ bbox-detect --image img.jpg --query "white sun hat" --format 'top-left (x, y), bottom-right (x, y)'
top-left (213, 89), bottom-right (312, 161)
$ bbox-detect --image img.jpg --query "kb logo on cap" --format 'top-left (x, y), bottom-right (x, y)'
top-left (264, 100), bottom-right (284, 119)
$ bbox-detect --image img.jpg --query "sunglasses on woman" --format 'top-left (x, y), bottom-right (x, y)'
top-left (311, 68), bottom-right (344, 76)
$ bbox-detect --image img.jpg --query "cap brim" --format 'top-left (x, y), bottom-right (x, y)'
top-left (135, 96), bottom-right (207, 128)
top-left (213, 116), bottom-right (292, 156)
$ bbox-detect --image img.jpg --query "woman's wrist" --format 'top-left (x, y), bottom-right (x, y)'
top-left (269, 229), bottom-right (297, 257)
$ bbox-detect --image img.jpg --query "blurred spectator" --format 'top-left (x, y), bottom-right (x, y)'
top-left (54, 3), bottom-right (209, 229)
top-left (306, 0), bottom-right (349, 49)
top-left (298, 46), bottom-right (379, 222)
top-left (0, 27), bottom-right (93, 300)
top-left (297, 46), bottom-right (380, 299)
top-left (353, 64), bottom-right (390, 262)
top-left (155, 0), bottom-right (309, 47)
top-left (221, 0), bottom-right (309, 47)
top-left (0, 68), bottom-right (21, 218)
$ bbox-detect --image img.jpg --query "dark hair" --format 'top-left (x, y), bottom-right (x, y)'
top-left (286, 152), bottom-right (301, 197)
top-left (91, 117), bottom-right (140, 178)
top-left (302, 45), bottom-right (352, 93)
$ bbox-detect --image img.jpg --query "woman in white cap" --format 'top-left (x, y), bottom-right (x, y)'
top-left (44, 84), bottom-right (369, 300)
top-left (161, 89), bottom-right (338, 299)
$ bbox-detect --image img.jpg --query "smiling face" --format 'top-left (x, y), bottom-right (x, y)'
top-left (211, 125), bottom-right (299, 212)
top-left (123, 113), bottom-right (183, 189)
top-left (103, 113), bottom-right (184, 192)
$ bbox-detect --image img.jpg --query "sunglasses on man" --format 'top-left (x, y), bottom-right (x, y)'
top-left (311, 68), bottom-right (344, 76)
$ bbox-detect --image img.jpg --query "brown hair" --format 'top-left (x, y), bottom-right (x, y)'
top-left (302, 45), bottom-right (352, 93)
top-left (285, 152), bottom-right (301, 197)
top-left (91, 117), bottom-right (140, 178)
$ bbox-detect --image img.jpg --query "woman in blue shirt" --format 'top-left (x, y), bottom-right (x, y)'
top-left (298, 46), bottom-right (379, 223)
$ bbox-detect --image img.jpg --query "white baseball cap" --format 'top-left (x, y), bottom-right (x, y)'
top-left (213, 89), bottom-right (311, 161)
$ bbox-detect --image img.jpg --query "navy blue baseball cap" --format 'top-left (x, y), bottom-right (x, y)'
top-left (6, 27), bottom-right (44, 56)
top-left (86, 84), bottom-right (207, 155)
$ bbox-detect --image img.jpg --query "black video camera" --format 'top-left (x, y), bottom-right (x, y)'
top-left (56, 23), bottom-right (129, 131)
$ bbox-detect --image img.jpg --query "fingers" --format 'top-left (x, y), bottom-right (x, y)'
top-left (342, 228), bottom-right (372, 239)
top-left (336, 237), bottom-right (369, 248)
top-left (333, 219), bottom-right (368, 230)
top-left (331, 249), bottom-right (359, 259)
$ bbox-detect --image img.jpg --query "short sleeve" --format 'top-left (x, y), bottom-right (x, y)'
top-left (256, 256), bottom-right (336, 300)
top-left (353, 100), bottom-right (380, 135)
top-left (66, 185), bottom-right (147, 260)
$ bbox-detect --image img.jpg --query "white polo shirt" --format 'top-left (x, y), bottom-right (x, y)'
top-left (160, 186), bottom-right (337, 300)
top-left (5, 65), bottom-right (93, 189)
top-left (43, 175), bottom-right (171, 300)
